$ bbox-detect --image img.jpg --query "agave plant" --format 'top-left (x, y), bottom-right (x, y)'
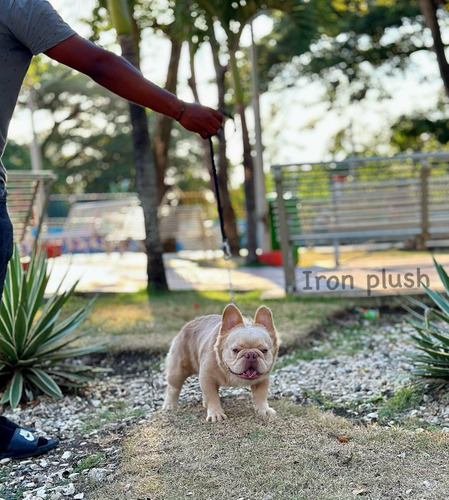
top-left (0, 246), bottom-right (105, 408)
top-left (402, 258), bottom-right (449, 381)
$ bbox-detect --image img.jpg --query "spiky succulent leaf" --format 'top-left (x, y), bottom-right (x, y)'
top-left (405, 259), bottom-right (449, 382)
top-left (0, 336), bottom-right (17, 363)
top-left (421, 285), bottom-right (449, 317)
top-left (0, 245), bottom-right (104, 408)
top-left (26, 368), bottom-right (63, 399)
top-left (0, 389), bottom-right (10, 405)
top-left (433, 256), bottom-right (449, 297)
top-left (8, 371), bottom-right (24, 409)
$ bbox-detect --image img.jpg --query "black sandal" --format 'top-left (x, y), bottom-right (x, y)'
top-left (0, 416), bottom-right (34, 433)
top-left (0, 423), bottom-right (58, 459)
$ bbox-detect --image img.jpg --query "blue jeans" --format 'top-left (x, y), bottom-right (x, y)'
top-left (0, 181), bottom-right (13, 305)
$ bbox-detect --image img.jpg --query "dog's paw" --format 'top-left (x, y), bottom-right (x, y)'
top-left (162, 401), bottom-right (178, 412)
top-left (206, 408), bottom-right (228, 422)
top-left (255, 406), bottom-right (276, 421)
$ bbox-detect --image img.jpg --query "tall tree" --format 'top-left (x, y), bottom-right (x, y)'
top-left (143, 1), bottom-right (191, 203)
top-left (258, 0), bottom-right (423, 96)
top-left (153, 36), bottom-right (182, 203)
top-left (208, 30), bottom-right (241, 256)
top-left (19, 66), bottom-right (136, 193)
top-left (419, 0), bottom-right (449, 97)
top-left (257, 0), bottom-right (449, 156)
top-left (187, 36), bottom-right (241, 256)
top-left (390, 113), bottom-right (449, 152)
top-left (106, 0), bottom-right (168, 292)
top-left (196, 0), bottom-right (320, 263)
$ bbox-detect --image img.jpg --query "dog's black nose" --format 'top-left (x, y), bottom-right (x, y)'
top-left (244, 350), bottom-right (258, 361)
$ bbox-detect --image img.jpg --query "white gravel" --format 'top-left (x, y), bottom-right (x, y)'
top-left (1, 317), bottom-right (449, 499)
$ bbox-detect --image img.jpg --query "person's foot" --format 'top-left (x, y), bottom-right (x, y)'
top-left (0, 417), bottom-right (58, 459)
top-left (0, 416), bottom-right (34, 432)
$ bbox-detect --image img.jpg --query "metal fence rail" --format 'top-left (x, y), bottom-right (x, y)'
top-left (271, 152), bottom-right (449, 293)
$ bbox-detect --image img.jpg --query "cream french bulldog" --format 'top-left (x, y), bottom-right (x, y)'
top-left (163, 303), bottom-right (279, 422)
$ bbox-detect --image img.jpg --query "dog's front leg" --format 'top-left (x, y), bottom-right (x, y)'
top-left (199, 373), bottom-right (227, 422)
top-left (251, 378), bottom-right (276, 420)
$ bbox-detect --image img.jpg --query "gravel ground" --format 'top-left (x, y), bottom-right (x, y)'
top-left (1, 317), bottom-right (449, 500)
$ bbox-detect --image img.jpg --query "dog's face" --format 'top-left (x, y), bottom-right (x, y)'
top-left (215, 304), bottom-right (278, 381)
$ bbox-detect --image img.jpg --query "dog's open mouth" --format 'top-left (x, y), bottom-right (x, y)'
top-left (229, 366), bottom-right (260, 379)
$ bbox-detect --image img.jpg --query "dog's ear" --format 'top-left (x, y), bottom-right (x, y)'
top-left (254, 306), bottom-right (277, 342)
top-left (220, 303), bottom-right (244, 335)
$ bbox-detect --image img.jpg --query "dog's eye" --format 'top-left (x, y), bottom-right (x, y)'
top-left (261, 349), bottom-right (268, 354)
top-left (232, 348), bottom-right (240, 354)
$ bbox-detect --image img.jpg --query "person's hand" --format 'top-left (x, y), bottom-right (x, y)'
top-left (178, 102), bottom-right (224, 139)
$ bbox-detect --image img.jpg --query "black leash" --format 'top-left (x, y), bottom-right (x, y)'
top-left (207, 134), bottom-right (235, 304)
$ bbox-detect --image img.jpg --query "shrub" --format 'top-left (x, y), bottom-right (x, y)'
top-left (403, 257), bottom-right (449, 381)
top-left (0, 246), bottom-right (105, 408)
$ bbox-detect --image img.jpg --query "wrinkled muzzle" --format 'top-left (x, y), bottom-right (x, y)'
top-left (229, 350), bottom-right (264, 380)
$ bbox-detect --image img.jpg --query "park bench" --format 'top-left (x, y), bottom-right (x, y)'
top-left (6, 170), bottom-right (56, 247)
top-left (43, 191), bottom-right (217, 253)
top-left (271, 152), bottom-right (449, 293)
top-left (45, 196), bottom-right (143, 253)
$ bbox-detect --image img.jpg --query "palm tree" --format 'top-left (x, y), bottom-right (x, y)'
top-left (106, 0), bottom-right (168, 292)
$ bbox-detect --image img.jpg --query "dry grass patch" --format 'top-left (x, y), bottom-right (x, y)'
top-left (88, 399), bottom-right (449, 500)
top-left (65, 291), bottom-right (347, 354)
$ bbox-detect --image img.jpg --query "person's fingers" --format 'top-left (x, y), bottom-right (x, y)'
top-left (213, 109), bottom-right (225, 123)
top-left (210, 117), bottom-right (222, 130)
top-left (206, 123), bottom-right (221, 137)
top-left (181, 103), bottom-right (224, 138)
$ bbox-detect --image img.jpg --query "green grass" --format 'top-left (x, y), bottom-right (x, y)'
top-left (49, 271), bottom-right (449, 500)
top-left (81, 403), bottom-right (147, 433)
top-left (378, 386), bottom-right (424, 423)
top-left (0, 466), bottom-right (27, 500)
top-left (0, 472), bottom-right (26, 500)
top-left (63, 289), bottom-right (349, 355)
top-left (275, 314), bottom-right (385, 370)
top-left (275, 348), bottom-right (331, 370)
top-left (73, 453), bottom-right (105, 473)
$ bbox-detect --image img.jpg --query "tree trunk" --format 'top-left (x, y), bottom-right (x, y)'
top-left (419, 0), bottom-right (449, 96)
top-left (238, 101), bottom-right (258, 264)
top-left (188, 41), bottom-right (240, 256)
top-left (229, 49), bottom-right (258, 264)
top-left (153, 38), bottom-right (182, 204)
top-left (209, 35), bottom-right (241, 257)
top-left (117, 33), bottom-right (168, 292)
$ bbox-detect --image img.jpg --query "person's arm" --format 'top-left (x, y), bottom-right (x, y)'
top-left (45, 34), bottom-right (223, 139)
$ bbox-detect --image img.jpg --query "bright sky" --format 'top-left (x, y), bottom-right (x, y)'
top-left (7, 0), bottom-right (445, 182)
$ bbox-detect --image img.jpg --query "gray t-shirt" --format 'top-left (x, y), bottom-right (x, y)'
top-left (0, 0), bottom-right (76, 183)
